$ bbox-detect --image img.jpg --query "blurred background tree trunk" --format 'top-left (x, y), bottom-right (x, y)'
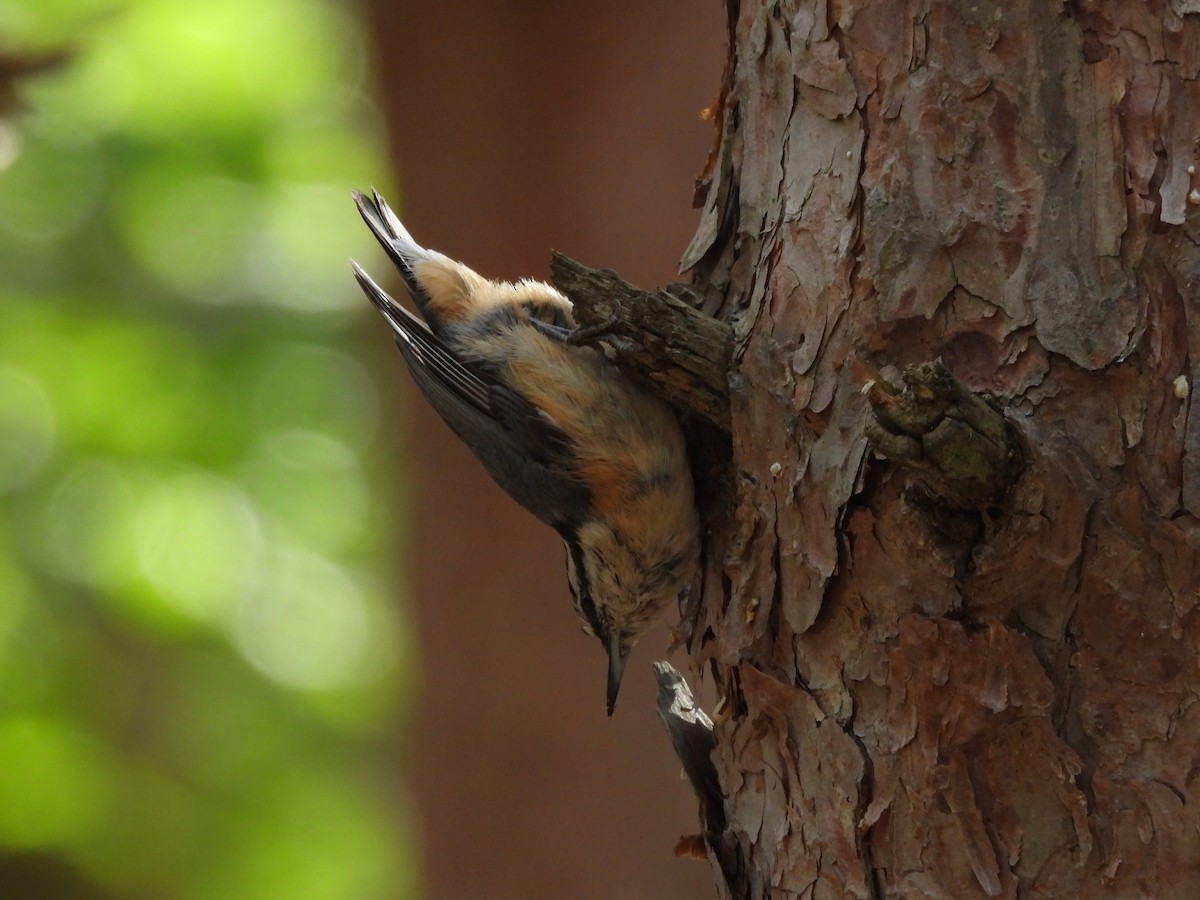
top-left (685, 1), bottom-right (1200, 897)
top-left (361, 2), bottom-right (722, 898)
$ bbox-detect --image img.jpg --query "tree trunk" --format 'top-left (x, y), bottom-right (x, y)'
top-left (686, 1), bottom-right (1200, 897)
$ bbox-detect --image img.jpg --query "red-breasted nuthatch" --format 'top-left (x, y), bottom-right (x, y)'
top-left (350, 189), bottom-right (700, 714)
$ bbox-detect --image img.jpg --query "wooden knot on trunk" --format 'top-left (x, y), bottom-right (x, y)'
top-left (865, 359), bottom-right (1024, 544)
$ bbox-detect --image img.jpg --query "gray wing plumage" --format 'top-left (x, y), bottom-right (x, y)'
top-left (352, 189), bottom-right (433, 314)
top-left (351, 262), bottom-right (489, 412)
top-left (350, 260), bottom-right (590, 528)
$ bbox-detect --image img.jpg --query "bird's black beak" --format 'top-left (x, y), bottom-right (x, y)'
top-left (606, 633), bottom-right (628, 716)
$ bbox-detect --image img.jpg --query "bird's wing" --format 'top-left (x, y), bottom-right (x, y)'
top-left (352, 189), bottom-right (433, 311)
top-left (351, 262), bottom-right (590, 527)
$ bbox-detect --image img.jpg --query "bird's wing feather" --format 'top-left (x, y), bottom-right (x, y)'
top-left (352, 189), bottom-right (432, 311)
top-left (351, 262), bottom-right (590, 526)
top-left (352, 262), bottom-right (489, 412)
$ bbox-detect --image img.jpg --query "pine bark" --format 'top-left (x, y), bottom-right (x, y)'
top-left (685, 2), bottom-right (1200, 897)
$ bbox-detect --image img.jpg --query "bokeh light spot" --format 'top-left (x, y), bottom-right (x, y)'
top-left (119, 167), bottom-right (258, 303)
top-left (252, 343), bottom-right (379, 442)
top-left (0, 365), bottom-right (56, 492)
top-left (234, 547), bottom-right (378, 690)
top-left (256, 183), bottom-right (369, 313)
top-left (24, 460), bottom-right (137, 590)
top-left (0, 127), bottom-right (104, 241)
top-left (240, 429), bottom-right (368, 554)
top-left (133, 469), bottom-right (264, 624)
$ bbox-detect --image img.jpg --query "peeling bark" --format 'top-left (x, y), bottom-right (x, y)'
top-left (684, 1), bottom-right (1200, 897)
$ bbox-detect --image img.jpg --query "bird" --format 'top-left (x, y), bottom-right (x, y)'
top-left (350, 189), bottom-right (700, 714)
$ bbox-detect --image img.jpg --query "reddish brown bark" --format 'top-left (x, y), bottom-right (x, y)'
top-left (687, 1), bottom-right (1200, 897)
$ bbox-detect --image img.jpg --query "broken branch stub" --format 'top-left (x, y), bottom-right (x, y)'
top-left (549, 252), bottom-right (732, 430)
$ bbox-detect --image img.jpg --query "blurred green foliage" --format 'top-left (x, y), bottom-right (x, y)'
top-left (0, 0), bottom-right (416, 897)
